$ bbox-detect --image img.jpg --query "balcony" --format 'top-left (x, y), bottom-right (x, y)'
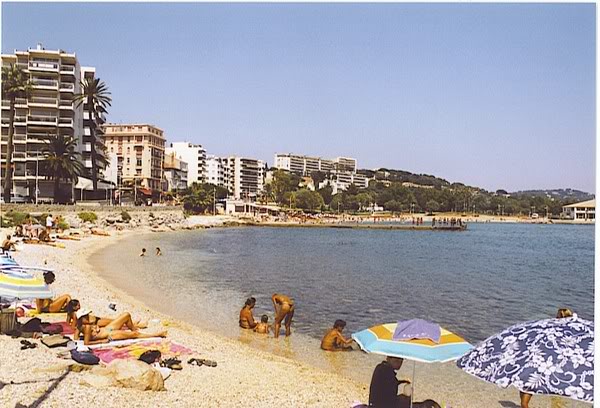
top-left (59, 82), bottom-right (75, 92)
top-left (28, 115), bottom-right (58, 126)
top-left (60, 65), bottom-right (76, 75)
top-left (1, 115), bottom-right (27, 126)
top-left (29, 60), bottom-right (59, 71)
top-left (1, 99), bottom-right (27, 109)
top-left (58, 117), bottom-right (74, 127)
top-left (59, 100), bottom-right (74, 109)
top-left (32, 79), bottom-right (58, 89)
top-left (27, 132), bottom-right (51, 142)
top-left (29, 96), bottom-right (58, 108)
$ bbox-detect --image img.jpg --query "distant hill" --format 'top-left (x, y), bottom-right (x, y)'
top-left (360, 168), bottom-right (451, 188)
top-left (510, 189), bottom-right (594, 203)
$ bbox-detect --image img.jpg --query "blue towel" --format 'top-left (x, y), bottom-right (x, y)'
top-left (393, 319), bottom-right (441, 343)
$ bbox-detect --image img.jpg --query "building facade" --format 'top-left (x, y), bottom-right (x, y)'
top-left (166, 142), bottom-right (206, 186)
top-left (206, 154), bottom-right (229, 188)
top-left (320, 171), bottom-right (369, 195)
top-left (1, 44), bottom-right (84, 199)
top-left (163, 151), bottom-right (188, 192)
top-left (562, 199), bottom-right (595, 220)
top-left (274, 153), bottom-right (335, 176)
top-left (103, 124), bottom-right (166, 193)
top-left (224, 156), bottom-right (264, 199)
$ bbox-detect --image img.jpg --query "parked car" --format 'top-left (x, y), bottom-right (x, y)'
top-left (0, 193), bottom-right (28, 204)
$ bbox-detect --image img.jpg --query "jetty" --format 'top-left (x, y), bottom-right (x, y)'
top-left (246, 222), bottom-right (467, 231)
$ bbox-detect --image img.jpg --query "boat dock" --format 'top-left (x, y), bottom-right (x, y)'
top-left (246, 223), bottom-right (467, 231)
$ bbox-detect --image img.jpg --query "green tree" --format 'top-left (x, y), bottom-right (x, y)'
top-left (42, 134), bottom-right (85, 202)
top-left (425, 200), bottom-right (440, 212)
top-left (270, 169), bottom-right (300, 204)
top-left (317, 185), bottom-right (333, 206)
top-left (310, 171), bottom-right (327, 189)
top-left (294, 189), bottom-right (324, 211)
top-left (355, 192), bottom-right (374, 210)
top-left (72, 77), bottom-right (112, 191)
top-left (182, 183), bottom-right (214, 214)
top-left (384, 200), bottom-right (404, 213)
top-left (1, 63), bottom-right (33, 202)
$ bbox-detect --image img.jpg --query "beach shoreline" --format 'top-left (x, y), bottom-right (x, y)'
top-left (0, 214), bottom-right (592, 407)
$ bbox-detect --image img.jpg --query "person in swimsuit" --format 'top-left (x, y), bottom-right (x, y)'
top-left (66, 299), bottom-right (147, 335)
top-left (272, 293), bottom-right (294, 338)
top-left (239, 297), bottom-right (257, 329)
top-left (254, 315), bottom-right (271, 334)
top-left (77, 310), bottom-right (167, 345)
top-left (155, 247), bottom-right (162, 256)
top-left (321, 319), bottom-right (354, 351)
top-left (36, 272), bottom-right (71, 313)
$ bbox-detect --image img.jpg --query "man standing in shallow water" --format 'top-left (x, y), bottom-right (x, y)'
top-left (272, 293), bottom-right (294, 338)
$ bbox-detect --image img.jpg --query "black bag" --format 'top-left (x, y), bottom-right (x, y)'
top-left (20, 317), bottom-right (43, 333)
top-left (138, 350), bottom-right (161, 364)
top-left (70, 349), bottom-right (100, 365)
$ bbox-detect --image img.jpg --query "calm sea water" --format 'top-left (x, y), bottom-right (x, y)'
top-left (92, 222), bottom-right (594, 390)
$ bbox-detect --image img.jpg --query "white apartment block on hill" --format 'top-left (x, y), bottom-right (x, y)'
top-left (167, 141), bottom-right (206, 186)
top-left (1, 44), bottom-right (85, 199)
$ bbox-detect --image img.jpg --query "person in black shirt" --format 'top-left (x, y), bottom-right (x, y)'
top-left (368, 357), bottom-right (441, 408)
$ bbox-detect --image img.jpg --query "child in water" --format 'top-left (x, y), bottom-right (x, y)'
top-left (254, 315), bottom-right (271, 334)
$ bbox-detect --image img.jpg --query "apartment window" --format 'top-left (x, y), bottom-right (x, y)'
top-left (127, 158), bottom-right (130, 164)
top-left (136, 159), bottom-right (142, 166)
top-left (127, 147), bottom-right (130, 153)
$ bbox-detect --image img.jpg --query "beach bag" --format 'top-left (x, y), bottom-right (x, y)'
top-left (71, 349), bottom-right (100, 365)
top-left (41, 334), bottom-right (70, 348)
top-left (0, 309), bottom-right (16, 334)
top-left (139, 350), bottom-right (161, 364)
top-left (20, 318), bottom-right (43, 333)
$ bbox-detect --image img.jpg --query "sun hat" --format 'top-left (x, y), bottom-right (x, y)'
top-left (76, 309), bottom-right (92, 319)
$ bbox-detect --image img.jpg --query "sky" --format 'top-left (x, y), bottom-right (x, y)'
top-left (1, 2), bottom-right (596, 192)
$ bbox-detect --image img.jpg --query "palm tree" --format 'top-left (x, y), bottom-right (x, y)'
top-left (42, 134), bottom-right (85, 202)
top-left (1, 63), bottom-right (32, 202)
top-left (72, 77), bottom-right (111, 192)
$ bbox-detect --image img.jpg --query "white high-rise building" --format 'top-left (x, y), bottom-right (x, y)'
top-left (166, 142), bottom-right (206, 186)
top-left (223, 156), bottom-right (264, 199)
top-left (206, 155), bottom-right (228, 188)
top-left (1, 44), bottom-right (84, 199)
top-left (274, 153), bottom-right (352, 176)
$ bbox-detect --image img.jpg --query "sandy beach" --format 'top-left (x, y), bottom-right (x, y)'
top-left (0, 215), bottom-right (592, 408)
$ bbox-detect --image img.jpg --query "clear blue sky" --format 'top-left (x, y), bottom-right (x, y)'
top-left (2, 2), bottom-right (596, 192)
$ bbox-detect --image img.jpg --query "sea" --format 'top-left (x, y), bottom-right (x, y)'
top-left (91, 222), bottom-right (594, 400)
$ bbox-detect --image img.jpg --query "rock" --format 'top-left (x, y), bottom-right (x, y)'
top-left (105, 217), bottom-right (118, 224)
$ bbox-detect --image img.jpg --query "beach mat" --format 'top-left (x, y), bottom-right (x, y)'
top-left (77, 337), bottom-right (165, 350)
top-left (91, 340), bottom-right (193, 364)
top-left (26, 311), bottom-right (67, 319)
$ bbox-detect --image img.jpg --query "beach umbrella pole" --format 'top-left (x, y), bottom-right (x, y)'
top-left (410, 360), bottom-right (416, 408)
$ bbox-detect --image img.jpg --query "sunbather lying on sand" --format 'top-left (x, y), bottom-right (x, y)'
top-left (36, 272), bottom-right (72, 313)
top-left (66, 300), bottom-right (147, 334)
top-left (77, 310), bottom-right (167, 345)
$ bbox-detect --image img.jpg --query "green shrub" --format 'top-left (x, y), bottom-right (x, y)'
top-left (78, 212), bottom-right (98, 223)
top-left (7, 211), bottom-right (29, 226)
top-left (121, 210), bottom-right (132, 222)
top-left (57, 220), bottom-right (70, 230)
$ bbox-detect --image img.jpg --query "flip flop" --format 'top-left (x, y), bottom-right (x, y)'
top-left (160, 358), bottom-right (182, 370)
top-left (187, 358), bottom-right (203, 366)
top-left (200, 359), bottom-right (217, 367)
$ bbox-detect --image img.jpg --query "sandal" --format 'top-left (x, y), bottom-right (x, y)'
top-left (20, 340), bottom-right (37, 350)
top-left (187, 358), bottom-right (203, 366)
top-left (199, 358), bottom-right (217, 367)
top-left (160, 358), bottom-right (182, 370)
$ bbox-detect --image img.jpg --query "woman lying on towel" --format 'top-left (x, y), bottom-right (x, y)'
top-left (66, 299), bottom-right (147, 332)
top-left (36, 272), bottom-right (72, 313)
top-left (76, 310), bottom-right (167, 345)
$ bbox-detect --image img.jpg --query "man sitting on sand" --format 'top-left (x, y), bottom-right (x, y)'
top-left (321, 319), bottom-right (354, 351)
top-left (239, 297), bottom-right (257, 329)
top-left (77, 310), bottom-right (167, 345)
top-left (254, 315), bottom-right (271, 334)
top-left (272, 293), bottom-right (294, 338)
top-left (1, 234), bottom-right (16, 252)
top-left (369, 356), bottom-right (441, 408)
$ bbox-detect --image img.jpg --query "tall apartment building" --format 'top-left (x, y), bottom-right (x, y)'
top-left (103, 124), bottom-right (166, 192)
top-left (1, 44), bottom-right (84, 198)
top-left (166, 142), bottom-right (206, 186)
top-left (206, 154), bottom-right (229, 188)
top-left (333, 157), bottom-right (357, 173)
top-left (163, 151), bottom-right (188, 191)
top-left (274, 153), bottom-right (358, 176)
top-left (223, 156), bottom-right (264, 199)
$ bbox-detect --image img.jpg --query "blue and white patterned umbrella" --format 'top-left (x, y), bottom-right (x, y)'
top-left (457, 315), bottom-right (594, 403)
